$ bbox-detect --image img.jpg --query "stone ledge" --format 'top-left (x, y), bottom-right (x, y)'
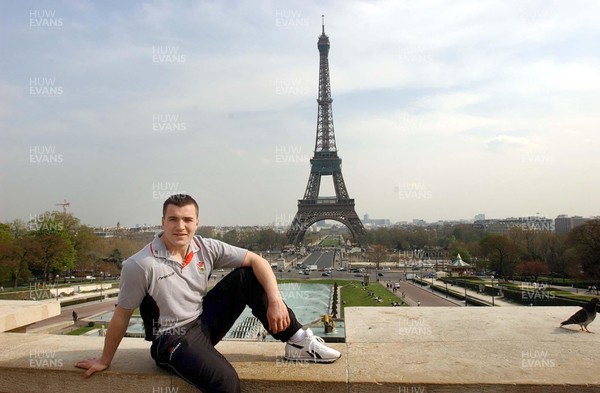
top-left (0, 300), bottom-right (61, 333)
top-left (345, 307), bottom-right (600, 392)
top-left (1, 307), bottom-right (600, 392)
top-left (0, 333), bottom-right (347, 393)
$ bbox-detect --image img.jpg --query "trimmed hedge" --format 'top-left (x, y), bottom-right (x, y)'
top-left (500, 286), bottom-right (599, 308)
top-left (514, 276), bottom-right (600, 290)
top-left (0, 291), bottom-right (34, 300)
top-left (61, 295), bottom-right (104, 307)
top-left (438, 277), bottom-right (503, 297)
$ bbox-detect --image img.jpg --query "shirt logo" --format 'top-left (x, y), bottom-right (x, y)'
top-left (158, 272), bottom-right (175, 281)
top-left (197, 261), bottom-right (205, 272)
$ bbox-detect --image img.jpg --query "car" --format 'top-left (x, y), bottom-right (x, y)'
top-left (322, 272), bottom-right (330, 277)
top-left (354, 273), bottom-right (362, 277)
top-left (85, 275), bottom-right (96, 280)
top-left (378, 272), bottom-right (384, 277)
top-left (298, 270), bottom-right (305, 274)
top-left (303, 271), bottom-right (310, 275)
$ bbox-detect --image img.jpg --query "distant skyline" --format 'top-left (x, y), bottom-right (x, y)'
top-left (1, 1), bottom-right (599, 228)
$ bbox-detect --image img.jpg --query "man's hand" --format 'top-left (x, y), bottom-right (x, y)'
top-left (75, 357), bottom-right (110, 378)
top-left (267, 297), bottom-right (291, 334)
top-left (75, 305), bottom-right (133, 378)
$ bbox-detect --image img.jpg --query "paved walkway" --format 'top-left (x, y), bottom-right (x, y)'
top-left (429, 278), bottom-right (517, 306)
top-left (381, 278), bottom-right (520, 307)
top-left (26, 297), bottom-right (118, 333)
top-left (381, 280), bottom-right (458, 307)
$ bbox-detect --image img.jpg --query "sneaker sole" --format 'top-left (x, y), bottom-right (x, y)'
top-left (283, 354), bottom-right (342, 364)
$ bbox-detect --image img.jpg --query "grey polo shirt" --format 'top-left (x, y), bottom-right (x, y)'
top-left (117, 232), bottom-right (247, 335)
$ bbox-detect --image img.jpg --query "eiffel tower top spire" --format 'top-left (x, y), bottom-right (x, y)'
top-left (315, 14), bottom-right (336, 154)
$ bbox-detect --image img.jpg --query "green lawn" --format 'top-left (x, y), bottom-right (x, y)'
top-left (340, 282), bottom-right (406, 317)
top-left (319, 236), bottom-right (341, 247)
top-left (67, 325), bottom-right (104, 335)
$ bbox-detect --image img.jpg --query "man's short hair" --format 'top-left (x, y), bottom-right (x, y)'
top-left (162, 194), bottom-right (199, 218)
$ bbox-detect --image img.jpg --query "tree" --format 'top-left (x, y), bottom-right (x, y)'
top-left (7, 219), bottom-right (29, 238)
top-left (72, 225), bottom-right (101, 270)
top-left (30, 229), bottom-right (76, 284)
top-left (223, 230), bottom-right (239, 246)
top-left (368, 244), bottom-right (388, 271)
top-left (0, 225), bottom-right (42, 288)
top-left (0, 224), bottom-right (16, 286)
top-left (450, 246), bottom-right (472, 263)
top-left (480, 234), bottom-right (519, 279)
top-left (197, 226), bottom-right (216, 238)
top-left (256, 229), bottom-right (285, 251)
top-left (516, 260), bottom-right (550, 281)
top-left (565, 219), bottom-right (600, 280)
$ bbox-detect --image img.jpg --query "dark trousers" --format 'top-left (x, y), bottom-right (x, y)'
top-left (150, 267), bottom-right (303, 393)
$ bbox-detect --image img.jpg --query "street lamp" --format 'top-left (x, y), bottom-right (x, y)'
top-left (491, 275), bottom-right (495, 306)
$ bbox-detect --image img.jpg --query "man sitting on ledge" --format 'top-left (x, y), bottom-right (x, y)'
top-left (76, 194), bottom-right (340, 392)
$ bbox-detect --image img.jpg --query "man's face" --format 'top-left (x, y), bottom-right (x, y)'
top-left (161, 203), bottom-right (199, 251)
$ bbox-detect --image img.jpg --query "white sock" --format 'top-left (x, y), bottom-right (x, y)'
top-left (288, 328), bottom-right (305, 343)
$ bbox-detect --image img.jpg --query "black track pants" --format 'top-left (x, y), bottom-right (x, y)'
top-left (150, 267), bottom-right (303, 393)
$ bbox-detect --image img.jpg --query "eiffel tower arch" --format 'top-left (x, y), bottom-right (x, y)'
top-left (287, 17), bottom-right (366, 245)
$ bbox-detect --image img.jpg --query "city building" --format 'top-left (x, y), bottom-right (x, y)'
top-left (363, 214), bottom-right (391, 227)
top-left (473, 216), bottom-right (554, 233)
top-left (554, 215), bottom-right (589, 234)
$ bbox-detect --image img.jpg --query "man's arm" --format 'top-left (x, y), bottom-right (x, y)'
top-left (75, 305), bottom-right (134, 377)
top-left (240, 251), bottom-right (290, 334)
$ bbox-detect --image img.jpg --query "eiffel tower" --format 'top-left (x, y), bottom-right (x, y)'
top-left (287, 17), bottom-right (366, 245)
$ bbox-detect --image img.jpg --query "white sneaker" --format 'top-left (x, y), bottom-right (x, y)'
top-left (284, 328), bottom-right (341, 363)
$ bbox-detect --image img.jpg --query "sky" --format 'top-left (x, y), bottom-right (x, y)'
top-left (1, 0), bottom-right (599, 228)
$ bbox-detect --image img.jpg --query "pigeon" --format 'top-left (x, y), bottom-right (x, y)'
top-left (561, 298), bottom-right (599, 333)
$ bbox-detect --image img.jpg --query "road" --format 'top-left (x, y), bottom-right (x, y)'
top-left (299, 250), bottom-right (335, 270)
top-left (384, 280), bottom-right (459, 307)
